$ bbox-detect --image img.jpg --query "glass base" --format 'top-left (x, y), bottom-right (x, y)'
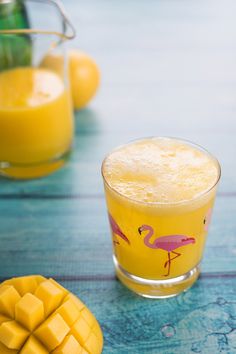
top-left (114, 256), bottom-right (200, 298)
top-left (0, 150), bottom-right (70, 180)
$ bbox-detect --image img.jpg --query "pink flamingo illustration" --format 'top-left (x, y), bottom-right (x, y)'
top-left (138, 225), bottom-right (195, 276)
top-left (108, 214), bottom-right (130, 245)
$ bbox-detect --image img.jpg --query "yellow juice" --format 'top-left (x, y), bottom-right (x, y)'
top-left (102, 138), bottom-right (220, 297)
top-left (0, 67), bottom-right (73, 179)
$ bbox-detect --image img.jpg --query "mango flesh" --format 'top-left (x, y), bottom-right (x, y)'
top-left (0, 276), bottom-right (103, 354)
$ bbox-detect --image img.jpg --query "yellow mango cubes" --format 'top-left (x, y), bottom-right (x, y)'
top-left (0, 276), bottom-right (103, 354)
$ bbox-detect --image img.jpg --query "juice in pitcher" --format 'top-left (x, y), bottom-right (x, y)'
top-left (0, 0), bottom-right (75, 179)
top-left (102, 137), bottom-right (221, 298)
top-left (0, 67), bottom-right (73, 179)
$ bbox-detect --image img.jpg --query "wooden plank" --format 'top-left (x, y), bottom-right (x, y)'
top-left (0, 197), bottom-right (235, 278)
top-left (62, 276), bottom-right (236, 354)
top-left (66, 0), bottom-right (236, 137)
top-left (65, 0), bottom-right (236, 137)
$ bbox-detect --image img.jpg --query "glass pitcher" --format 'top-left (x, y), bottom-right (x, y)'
top-left (0, 0), bottom-right (75, 179)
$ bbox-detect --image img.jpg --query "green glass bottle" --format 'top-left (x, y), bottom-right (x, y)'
top-left (0, 0), bottom-right (32, 70)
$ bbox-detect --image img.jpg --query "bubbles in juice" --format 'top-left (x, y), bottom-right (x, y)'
top-left (103, 137), bottom-right (219, 204)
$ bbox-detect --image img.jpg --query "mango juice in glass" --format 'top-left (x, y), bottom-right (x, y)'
top-left (0, 0), bottom-right (75, 179)
top-left (102, 137), bottom-right (221, 298)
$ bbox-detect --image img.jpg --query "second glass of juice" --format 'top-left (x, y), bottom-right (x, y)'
top-left (102, 137), bottom-right (221, 298)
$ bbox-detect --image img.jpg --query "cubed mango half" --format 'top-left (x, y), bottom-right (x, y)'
top-left (0, 276), bottom-right (103, 353)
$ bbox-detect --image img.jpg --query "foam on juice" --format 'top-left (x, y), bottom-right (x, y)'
top-left (103, 138), bottom-right (219, 204)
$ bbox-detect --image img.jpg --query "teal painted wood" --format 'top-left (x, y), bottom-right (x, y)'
top-left (1, 0), bottom-right (236, 353)
top-left (64, 277), bottom-right (236, 354)
top-left (0, 197), bottom-right (235, 277)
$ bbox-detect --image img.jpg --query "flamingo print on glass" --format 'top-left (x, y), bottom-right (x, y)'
top-left (102, 137), bottom-right (221, 298)
top-left (138, 225), bottom-right (195, 277)
top-left (108, 213), bottom-right (130, 246)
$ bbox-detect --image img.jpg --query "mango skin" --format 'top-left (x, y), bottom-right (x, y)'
top-left (0, 276), bottom-right (103, 354)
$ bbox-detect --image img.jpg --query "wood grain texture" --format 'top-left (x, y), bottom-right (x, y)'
top-left (0, 197), bottom-right (235, 276)
top-left (1, 0), bottom-right (236, 353)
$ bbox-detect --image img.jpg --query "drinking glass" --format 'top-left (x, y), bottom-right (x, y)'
top-left (0, 0), bottom-right (75, 179)
top-left (102, 137), bottom-right (221, 298)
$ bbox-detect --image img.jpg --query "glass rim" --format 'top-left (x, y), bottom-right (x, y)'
top-left (0, 0), bottom-right (76, 40)
top-left (101, 136), bottom-right (221, 207)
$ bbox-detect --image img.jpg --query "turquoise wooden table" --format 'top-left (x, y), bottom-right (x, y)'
top-left (1, 0), bottom-right (236, 353)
